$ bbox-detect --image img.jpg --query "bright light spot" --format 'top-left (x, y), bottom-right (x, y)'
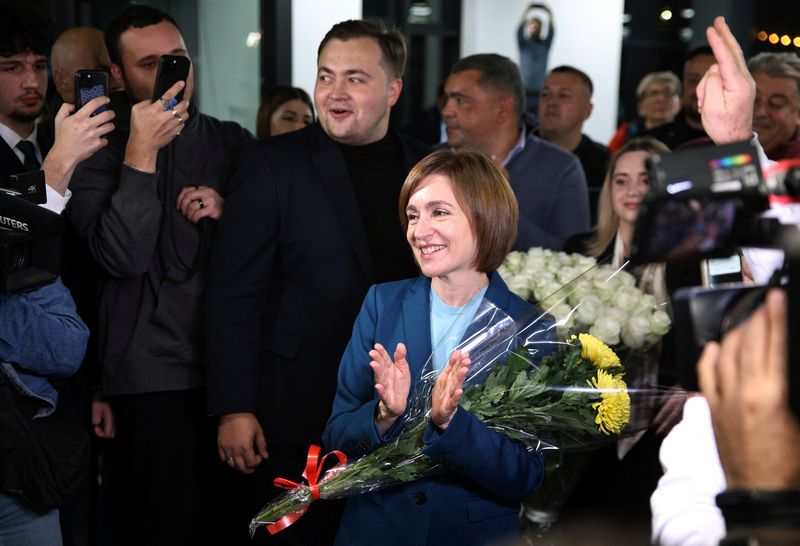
top-left (660, 9), bottom-right (673, 21)
top-left (757, 31), bottom-right (768, 41)
top-left (622, 13), bottom-right (632, 24)
top-left (794, 37), bottom-right (800, 47)
top-left (246, 31), bottom-right (261, 48)
top-left (769, 33), bottom-right (780, 44)
top-left (680, 8), bottom-right (695, 18)
top-left (781, 35), bottom-right (791, 46)
top-left (679, 28), bottom-right (693, 42)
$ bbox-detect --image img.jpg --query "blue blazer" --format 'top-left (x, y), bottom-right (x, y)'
top-left (323, 273), bottom-right (545, 546)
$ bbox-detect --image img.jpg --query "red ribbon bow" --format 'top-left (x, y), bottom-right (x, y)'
top-left (266, 444), bottom-right (347, 535)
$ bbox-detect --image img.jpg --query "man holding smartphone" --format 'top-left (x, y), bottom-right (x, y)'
top-left (66, 5), bottom-right (253, 546)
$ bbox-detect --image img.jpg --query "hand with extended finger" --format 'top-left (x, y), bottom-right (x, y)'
top-left (371, 343), bottom-right (411, 435)
top-left (431, 350), bottom-right (470, 430)
top-left (125, 80), bottom-right (191, 172)
top-left (697, 16), bottom-right (756, 145)
top-left (176, 185), bottom-right (224, 222)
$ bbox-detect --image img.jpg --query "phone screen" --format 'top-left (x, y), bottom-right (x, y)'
top-left (702, 254), bottom-right (743, 287)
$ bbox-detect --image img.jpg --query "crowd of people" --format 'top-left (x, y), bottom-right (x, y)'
top-left (0, 2), bottom-right (799, 546)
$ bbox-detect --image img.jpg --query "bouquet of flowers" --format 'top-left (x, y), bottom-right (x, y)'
top-left (499, 248), bottom-right (678, 531)
top-left (499, 247), bottom-right (671, 349)
top-left (250, 295), bottom-right (665, 537)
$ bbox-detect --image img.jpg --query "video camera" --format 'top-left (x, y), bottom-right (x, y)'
top-left (0, 171), bottom-right (64, 294)
top-left (629, 140), bottom-right (800, 418)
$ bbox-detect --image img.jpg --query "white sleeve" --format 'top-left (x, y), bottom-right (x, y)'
top-left (40, 184), bottom-right (72, 214)
top-left (650, 396), bottom-right (727, 546)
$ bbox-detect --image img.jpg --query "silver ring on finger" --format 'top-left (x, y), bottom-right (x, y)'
top-left (176, 114), bottom-right (184, 125)
top-left (161, 97), bottom-right (177, 111)
top-left (198, 199), bottom-right (205, 209)
top-left (227, 457), bottom-right (234, 464)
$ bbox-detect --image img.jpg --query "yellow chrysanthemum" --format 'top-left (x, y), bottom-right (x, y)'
top-left (578, 333), bottom-right (620, 369)
top-left (587, 370), bottom-right (631, 435)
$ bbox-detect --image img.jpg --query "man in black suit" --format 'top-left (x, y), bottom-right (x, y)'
top-left (0, 4), bottom-right (113, 201)
top-left (206, 19), bottom-right (430, 545)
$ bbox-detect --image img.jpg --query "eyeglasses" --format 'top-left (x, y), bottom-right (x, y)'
top-left (640, 88), bottom-right (678, 100)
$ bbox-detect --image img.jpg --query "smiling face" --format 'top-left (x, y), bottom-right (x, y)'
top-left (610, 150), bottom-right (650, 228)
top-left (270, 98), bottom-right (313, 136)
top-left (0, 51), bottom-right (48, 136)
top-left (405, 173), bottom-right (478, 282)
top-left (314, 37), bottom-right (401, 145)
top-left (752, 71), bottom-right (800, 154)
top-left (114, 21), bottom-right (194, 103)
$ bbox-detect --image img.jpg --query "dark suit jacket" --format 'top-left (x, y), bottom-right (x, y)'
top-left (0, 125), bottom-right (53, 183)
top-left (206, 123), bottom-right (430, 454)
top-left (322, 273), bottom-right (544, 546)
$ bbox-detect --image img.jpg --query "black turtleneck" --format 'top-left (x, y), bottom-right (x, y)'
top-left (340, 131), bottom-right (418, 283)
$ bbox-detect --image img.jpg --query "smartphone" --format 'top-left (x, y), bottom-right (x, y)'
top-left (700, 254), bottom-right (743, 287)
top-left (152, 55), bottom-right (191, 102)
top-left (74, 69), bottom-right (109, 116)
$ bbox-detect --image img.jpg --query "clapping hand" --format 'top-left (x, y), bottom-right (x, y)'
top-left (371, 343), bottom-right (411, 435)
top-left (431, 350), bottom-right (470, 430)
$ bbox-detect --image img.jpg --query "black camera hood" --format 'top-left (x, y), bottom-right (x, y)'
top-left (0, 190), bottom-right (64, 237)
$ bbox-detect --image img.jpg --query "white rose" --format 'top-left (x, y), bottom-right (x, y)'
top-left (614, 286), bottom-right (641, 313)
top-left (549, 302), bottom-right (574, 327)
top-left (506, 275), bottom-right (531, 300)
top-left (649, 309), bottom-right (672, 336)
top-left (575, 294), bottom-right (603, 328)
top-left (622, 315), bottom-right (651, 349)
top-left (556, 266), bottom-right (582, 286)
top-left (589, 316), bottom-right (621, 346)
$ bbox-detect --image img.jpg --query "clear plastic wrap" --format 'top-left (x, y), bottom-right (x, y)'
top-left (250, 253), bottom-right (678, 536)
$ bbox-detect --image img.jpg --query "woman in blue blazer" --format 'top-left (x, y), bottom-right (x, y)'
top-left (323, 150), bottom-right (545, 546)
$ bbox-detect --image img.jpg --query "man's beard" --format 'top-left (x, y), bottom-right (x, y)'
top-left (8, 107), bottom-right (42, 124)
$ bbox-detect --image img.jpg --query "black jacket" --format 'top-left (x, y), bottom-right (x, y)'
top-left (66, 94), bottom-right (253, 395)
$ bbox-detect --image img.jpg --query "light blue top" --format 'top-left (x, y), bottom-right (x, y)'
top-left (429, 285), bottom-right (488, 371)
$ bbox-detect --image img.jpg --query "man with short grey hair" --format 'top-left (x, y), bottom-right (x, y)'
top-left (442, 53), bottom-right (589, 250)
top-left (748, 52), bottom-right (800, 159)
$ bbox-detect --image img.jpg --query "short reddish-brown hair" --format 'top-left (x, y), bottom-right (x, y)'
top-left (399, 149), bottom-right (518, 273)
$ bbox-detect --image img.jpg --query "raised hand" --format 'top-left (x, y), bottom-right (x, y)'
top-left (370, 343), bottom-right (411, 434)
top-left (42, 97), bottom-right (115, 194)
top-left (696, 16), bottom-right (756, 145)
top-left (431, 350), bottom-right (470, 430)
top-left (124, 80), bottom-right (191, 172)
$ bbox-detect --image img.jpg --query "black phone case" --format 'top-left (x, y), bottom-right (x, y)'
top-left (74, 70), bottom-right (109, 115)
top-left (152, 55), bottom-right (191, 102)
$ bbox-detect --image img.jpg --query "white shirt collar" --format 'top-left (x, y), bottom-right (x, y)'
top-left (0, 120), bottom-right (41, 164)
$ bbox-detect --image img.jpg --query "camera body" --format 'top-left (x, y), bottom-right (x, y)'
top-left (0, 181), bottom-right (63, 294)
top-left (630, 140), bottom-right (800, 415)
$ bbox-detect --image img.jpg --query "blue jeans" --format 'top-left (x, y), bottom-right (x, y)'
top-left (0, 493), bottom-right (61, 546)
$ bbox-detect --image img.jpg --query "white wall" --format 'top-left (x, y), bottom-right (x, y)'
top-left (197, 0), bottom-right (260, 132)
top-left (292, 0), bottom-right (362, 101)
top-left (461, 0), bottom-right (624, 143)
